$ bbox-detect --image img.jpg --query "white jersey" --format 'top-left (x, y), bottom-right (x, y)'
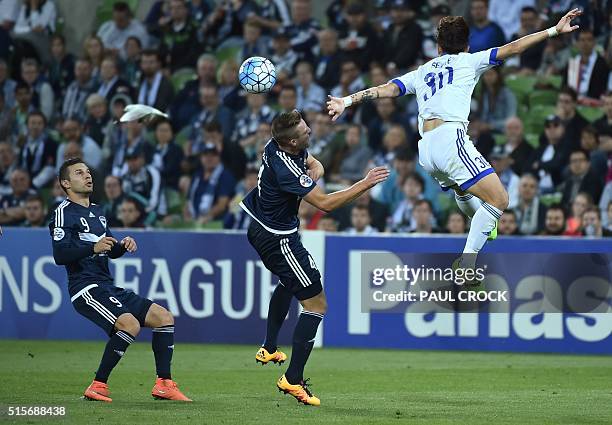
top-left (391, 48), bottom-right (502, 137)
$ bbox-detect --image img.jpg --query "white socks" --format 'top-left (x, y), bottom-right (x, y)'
top-left (462, 201), bottom-right (502, 268)
top-left (455, 193), bottom-right (481, 218)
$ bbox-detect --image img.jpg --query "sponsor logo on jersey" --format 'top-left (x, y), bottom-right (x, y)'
top-left (53, 227), bottom-right (65, 241)
top-left (89, 212), bottom-right (95, 218)
top-left (299, 174), bottom-right (313, 188)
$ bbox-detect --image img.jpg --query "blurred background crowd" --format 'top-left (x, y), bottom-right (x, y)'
top-left (0, 0), bottom-right (610, 238)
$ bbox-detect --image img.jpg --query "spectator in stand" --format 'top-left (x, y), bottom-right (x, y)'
top-left (186, 143), bottom-right (236, 224)
top-left (564, 191), bottom-right (592, 236)
top-left (346, 204), bottom-right (378, 235)
top-left (0, 91), bottom-right (10, 141)
top-left (489, 146), bottom-right (520, 209)
top-left (19, 111), bottom-right (56, 188)
top-left (118, 196), bottom-right (146, 228)
top-left (295, 61), bottom-right (325, 113)
top-left (538, 33), bottom-right (571, 76)
top-left (382, 0), bottom-right (423, 73)
top-left (528, 115), bottom-right (569, 194)
top-left (48, 34), bottom-right (75, 100)
top-left (488, 0), bottom-right (535, 42)
top-left (97, 1), bottom-right (149, 57)
top-left (330, 59), bottom-right (365, 123)
top-left (217, 59), bottom-right (245, 113)
top-left (0, 140), bottom-right (16, 195)
top-left (556, 87), bottom-right (588, 151)
top-left (389, 172), bottom-right (425, 233)
top-left (122, 145), bottom-right (162, 215)
top-left (498, 209), bottom-right (519, 235)
top-left (0, 58), bottom-right (16, 108)
top-left (11, 82), bottom-right (34, 145)
top-left (540, 204), bottom-right (567, 235)
top-left (188, 83), bottom-right (235, 146)
top-left (446, 211), bottom-right (467, 235)
top-left (151, 118), bottom-right (183, 190)
top-left (0, 0), bottom-right (20, 32)
top-left (223, 165), bottom-right (258, 230)
top-left (62, 57), bottom-right (97, 121)
top-left (560, 149), bottom-right (603, 205)
top-left (270, 27), bottom-right (298, 79)
top-left (57, 116), bottom-right (102, 171)
top-left (248, 0), bottom-right (291, 33)
top-left (594, 92), bottom-right (612, 136)
top-left (372, 125), bottom-right (409, 167)
top-left (565, 29), bottom-right (609, 104)
top-left (283, 0), bottom-right (320, 62)
top-left (0, 168), bottom-right (35, 225)
top-left (199, 120), bottom-right (247, 181)
top-left (468, 0), bottom-right (505, 53)
top-left (410, 199), bottom-right (438, 234)
top-left (277, 84), bottom-right (297, 114)
top-left (159, 0), bottom-right (201, 71)
top-left (170, 54), bottom-right (218, 128)
top-left (97, 55), bottom-right (133, 103)
top-left (202, 0), bottom-right (259, 49)
top-left (237, 20), bottom-right (270, 64)
top-left (581, 206), bottom-right (612, 237)
top-left (579, 126), bottom-right (607, 176)
top-left (298, 200), bottom-right (323, 229)
top-left (422, 5), bottom-right (451, 61)
top-left (313, 28), bottom-right (342, 91)
top-left (13, 0), bottom-right (57, 65)
top-left (328, 124), bottom-right (371, 184)
top-left (137, 50), bottom-right (174, 111)
top-left (502, 117), bottom-right (534, 175)
top-left (367, 98), bottom-right (408, 151)
top-left (102, 174), bottom-right (125, 228)
top-left (22, 193), bottom-right (45, 227)
top-left (475, 67), bottom-right (517, 134)
top-left (239, 120), bottom-right (269, 164)
top-left (110, 119), bottom-right (153, 176)
top-left (317, 215), bottom-right (338, 232)
top-left (339, 3), bottom-right (381, 72)
top-left (508, 6), bottom-right (545, 74)
top-left (513, 173), bottom-right (546, 235)
top-left (20, 58), bottom-right (53, 121)
top-left (83, 35), bottom-right (105, 83)
top-left (122, 36), bottom-right (142, 87)
top-left (84, 94), bottom-right (111, 147)
top-left (375, 147), bottom-right (416, 212)
top-left (307, 112), bottom-right (334, 158)
top-left (233, 93), bottom-right (275, 142)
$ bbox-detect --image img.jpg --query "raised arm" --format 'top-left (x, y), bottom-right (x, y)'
top-left (304, 166), bottom-right (389, 212)
top-left (496, 8), bottom-right (581, 61)
top-left (326, 82), bottom-right (400, 122)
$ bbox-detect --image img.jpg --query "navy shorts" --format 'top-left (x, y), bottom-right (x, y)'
top-left (70, 284), bottom-right (153, 336)
top-left (247, 221), bottom-right (322, 300)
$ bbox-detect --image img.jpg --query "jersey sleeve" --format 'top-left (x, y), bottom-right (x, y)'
top-left (49, 210), bottom-right (94, 265)
top-left (389, 70), bottom-right (418, 96)
top-left (469, 48), bottom-right (503, 76)
top-left (272, 155), bottom-right (316, 197)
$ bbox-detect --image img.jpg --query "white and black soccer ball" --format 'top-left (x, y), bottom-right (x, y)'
top-left (238, 56), bottom-right (276, 94)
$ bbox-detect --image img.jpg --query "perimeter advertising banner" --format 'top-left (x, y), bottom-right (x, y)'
top-left (1, 229), bottom-right (610, 353)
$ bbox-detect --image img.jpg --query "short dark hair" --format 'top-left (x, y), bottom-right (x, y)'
top-left (404, 172), bottom-right (425, 189)
top-left (280, 84), bottom-right (297, 94)
top-left (203, 120), bottom-right (222, 134)
top-left (547, 203), bottom-right (566, 218)
top-left (113, 1), bottom-right (131, 14)
top-left (15, 81), bottom-right (31, 93)
top-left (141, 49), bottom-right (162, 62)
top-left (352, 204), bottom-right (370, 214)
top-left (25, 193), bottom-right (44, 206)
top-left (58, 158), bottom-right (86, 193)
top-left (502, 209), bottom-right (516, 218)
top-left (559, 86), bottom-right (578, 102)
top-left (437, 16), bottom-right (470, 54)
top-left (27, 110), bottom-right (47, 126)
top-left (154, 117), bottom-right (174, 132)
top-left (126, 35), bottom-right (142, 48)
top-left (570, 148), bottom-right (590, 160)
top-left (521, 6), bottom-right (537, 15)
top-left (271, 110), bottom-right (302, 145)
top-left (414, 199), bottom-right (433, 212)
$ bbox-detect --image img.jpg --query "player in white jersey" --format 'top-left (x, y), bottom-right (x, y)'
top-left (327, 9), bottom-right (582, 278)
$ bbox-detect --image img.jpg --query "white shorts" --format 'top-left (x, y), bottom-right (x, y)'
top-left (418, 122), bottom-right (493, 192)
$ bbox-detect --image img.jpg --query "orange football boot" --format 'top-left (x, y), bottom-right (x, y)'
top-left (83, 380), bottom-right (112, 402)
top-left (151, 378), bottom-right (192, 401)
top-left (277, 375), bottom-right (320, 406)
top-left (255, 347), bottom-right (288, 365)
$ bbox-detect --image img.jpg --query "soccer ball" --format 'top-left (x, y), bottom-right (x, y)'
top-left (238, 56), bottom-right (276, 94)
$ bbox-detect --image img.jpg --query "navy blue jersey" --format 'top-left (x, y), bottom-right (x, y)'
top-left (240, 139), bottom-right (316, 234)
top-left (49, 199), bottom-right (126, 297)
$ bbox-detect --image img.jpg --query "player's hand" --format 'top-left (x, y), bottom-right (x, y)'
top-left (555, 8), bottom-right (581, 34)
top-left (307, 158), bottom-right (325, 181)
top-left (362, 166), bottom-right (390, 188)
top-left (121, 236), bottom-right (137, 253)
top-left (326, 95), bottom-right (345, 122)
top-left (94, 237), bottom-right (118, 253)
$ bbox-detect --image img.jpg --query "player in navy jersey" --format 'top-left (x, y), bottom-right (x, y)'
top-left (49, 158), bottom-right (191, 403)
top-left (327, 8), bottom-right (582, 282)
top-left (241, 110), bottom-right (389, 405)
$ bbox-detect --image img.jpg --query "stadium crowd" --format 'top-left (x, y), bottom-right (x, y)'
top-left (0, 0), bottom-right (610, 238)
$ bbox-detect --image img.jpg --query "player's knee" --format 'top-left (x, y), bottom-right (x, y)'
top-left (115, 313), bottom-right (140, 336)
top-left (494, 190), bottom-right (509, 211)
top-left (158, 307), bottom-right (174, 326)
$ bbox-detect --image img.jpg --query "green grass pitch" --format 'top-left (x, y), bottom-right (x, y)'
top-left (0, 340), bottom-right (611, 424)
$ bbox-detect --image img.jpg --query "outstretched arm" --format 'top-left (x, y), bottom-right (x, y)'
top-left (496, 8), bottom-right (581, 61)
top-left (327, 82), bottom-right (400, 122)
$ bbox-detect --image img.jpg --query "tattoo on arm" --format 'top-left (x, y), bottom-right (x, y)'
top-left (351, 88), bottom-right (379, 105)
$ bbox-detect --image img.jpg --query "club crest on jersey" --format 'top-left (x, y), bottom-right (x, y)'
top-left (53, 227), bottom-right (65, 241)
top-left (99, 216), bottom-right (107, 228)
top-left (299, 174), bottom-right (313, 187)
